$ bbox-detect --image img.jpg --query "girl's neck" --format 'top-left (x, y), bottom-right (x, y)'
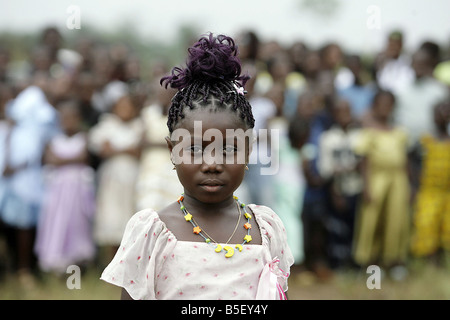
top-left (371, 116), bottom-right (392, 131)
top-left (181, 193), bottom-right (236, 217)
top-left (339, 123), bottom-right (351, 132)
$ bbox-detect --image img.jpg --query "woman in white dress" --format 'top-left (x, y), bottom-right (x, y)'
top-left (89, 93), bottom-right (144, 261)
top-left (135, 85), bottom-right (183, 212)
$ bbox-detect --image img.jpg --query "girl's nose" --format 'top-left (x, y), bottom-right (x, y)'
top-left (200, 152), bottom-right (224, 173)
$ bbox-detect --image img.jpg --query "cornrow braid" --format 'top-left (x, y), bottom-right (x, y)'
top-left (166, 79), bottom-right (254, 133)
top-left (160, 33), bottom-right (255, 133)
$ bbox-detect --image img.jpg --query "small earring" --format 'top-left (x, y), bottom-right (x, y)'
top-left (245, 165), bottom-right (249, 171)
top-left (171, 156), bottom-right (176, 170)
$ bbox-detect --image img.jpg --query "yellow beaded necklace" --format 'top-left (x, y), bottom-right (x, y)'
top-left (177, 194), bottom-right (252, 258)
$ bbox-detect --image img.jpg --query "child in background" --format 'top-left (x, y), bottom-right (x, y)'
top-left (0, 74), bottom-right (59, 284)
top-left (296, 90), bottom-right (334, 280)
top-left (267, 81), bottom-right (305, 265)
top-left (352, 90), bottom-right (411, 280)
top-left (100, 33), bottom-right (293, 300)
top-left (0, 85), bottom-right (12, 221)
top-left (410, 100), bottom-right (450, 265)
top-left (134, 83), bottom-right (183, 212)
top-left (0, 86), bottom-right (13, 275)
top-left (34, 100), bottom-right (96, 273)
top-left (318, 99), bottom-right (362, 269)
top-left (89, 93), bottom-right (144, 263)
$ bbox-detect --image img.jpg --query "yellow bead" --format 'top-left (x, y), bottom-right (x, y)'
top-left (215, 244), bottom-right (222, 253)
top-left (244, 235), bottom-right (252, 243)
top-left (184, 213), bottom-right (192, 221)
top-left (244, 212), bottom-right (252, 219)
top-left (224, 246), bottom-right (234, 258)
top-left (235, 244), bottom-right (243, 252)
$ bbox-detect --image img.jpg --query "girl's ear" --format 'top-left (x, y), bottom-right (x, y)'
top-left (165, 136), bottom-right (173, 153)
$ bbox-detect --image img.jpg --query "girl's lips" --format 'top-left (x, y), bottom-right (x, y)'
top-left (198, 179), bottom-right (225, 192)
top-left (199, 179), bottom-right (224, 186)
top-left (199, 185), bottom-right (224, 192)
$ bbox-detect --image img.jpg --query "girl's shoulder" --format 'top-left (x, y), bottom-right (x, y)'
top-left (100, 208), bottom-right (177, 300)
top-left (110, 208), bottom-right (177, 259)
top-left (247, 204), bottom-right (282, 222)
top-left (247, 204), bottom-right (288, 243)
top-left (247, 204), bottom-right (294, 275)
top-left (122, 208), bottom-right (172, 241)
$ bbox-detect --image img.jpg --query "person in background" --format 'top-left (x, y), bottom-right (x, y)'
top-left (235, 30), bottom-right (260, 68)
top-left (337, 55), bottom-right (376, 123)
top-left (0, 72), bottom-right (59, 286)
top-left (318, 99), bottom-right (362, 269)
top-left (0, 84), bottom-right (13, 277)
top-left (134, 82), bottom-right (183, 212)
top-left (295, 90), bottom-right (334, 281)
top-left (352, 90), bottom-right (410, 281)
top-left (393, 45), bottom-right (449, 200)
top-left (34, 100), bottom-right (96, 274)
top-left (88, 91), bottom-right (144, 265)
top-left (240, 63), bottom-right (277, 208)
top-left (410, 100), bottom-right (450, 266)
top-left (374, 30), bottom-right (414, 94)
top-left (267, 80), bottom-right (305, 266)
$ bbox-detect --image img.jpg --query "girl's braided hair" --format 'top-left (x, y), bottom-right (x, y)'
top-left (160, 33), bottom-right (255, 133)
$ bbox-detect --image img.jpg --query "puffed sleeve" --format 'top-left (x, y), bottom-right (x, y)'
top-left (100, 209), bottom-right (177, 300)
top-left (249, 204), bottom-right (295, 293)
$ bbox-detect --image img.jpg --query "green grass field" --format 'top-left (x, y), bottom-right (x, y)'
top-left (288, 261), bottom-right (450, 300)
top-left (0, 268), bottom-right (121, 300)
top-left (0, 259), bottom-right (448, 300)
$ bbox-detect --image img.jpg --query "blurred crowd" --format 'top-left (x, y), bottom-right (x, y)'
top-left (0, 26), bottom-right (449, 288)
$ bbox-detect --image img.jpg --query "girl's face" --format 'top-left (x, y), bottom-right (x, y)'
top-left (60, 106), bottom-right (82, 136)
top-left (113, 95), bottom-right (137, 122)
top-left (167, 107), bottom-right (250, 204)
top-left (333, 100), bottom-right (352, 128)
top-left (373, 94), bottom-right (394, 122)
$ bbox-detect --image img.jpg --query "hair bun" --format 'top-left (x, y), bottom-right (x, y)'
top-left (161, 33), bottom-right (249, 89)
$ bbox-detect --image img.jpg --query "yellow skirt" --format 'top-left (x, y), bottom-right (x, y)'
top-left (410, 187), bottom-right (450, 257)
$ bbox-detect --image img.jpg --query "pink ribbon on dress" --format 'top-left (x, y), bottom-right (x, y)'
top-left (256, 257), bottom-right (290, 300)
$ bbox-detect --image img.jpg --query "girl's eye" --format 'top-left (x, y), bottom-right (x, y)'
top-left (223, 145), bottom-right (237, 153)
top-left (189, 145), bottom-right (203, 153)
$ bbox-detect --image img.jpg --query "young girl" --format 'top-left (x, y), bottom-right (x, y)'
top-left (0, 77), bottom-right (59, 284)
top-left (352, 90), bottom-right (410, 277)
top-left (410, 100), bottom-right (450, 263)
top-left (34, 100), bottom-right (96, 273)
top-left (101, 33), bottom-right (294, 300)
top-left (134, 83), bottom-right (183, 212)
top-left (318, 99), bottom-right (362, 269)
top-left (89, 92), bottom-right (144, 263)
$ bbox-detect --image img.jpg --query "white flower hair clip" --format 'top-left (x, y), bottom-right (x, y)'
top-left (228, 82), bottom-right (247, 96)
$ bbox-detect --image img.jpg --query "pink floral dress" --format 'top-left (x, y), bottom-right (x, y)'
top-left (100, 204), bottom-right (294, 300)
